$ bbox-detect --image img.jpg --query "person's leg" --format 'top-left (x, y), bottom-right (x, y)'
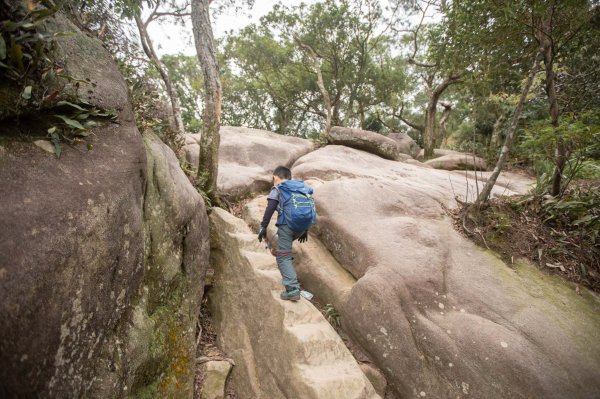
top-left (276, 224), bottom-right (301, 300)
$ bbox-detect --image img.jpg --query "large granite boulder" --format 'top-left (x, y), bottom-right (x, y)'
top-left (425, 152), bottom-right (488, 171)
top-left (0, 12), bottom-right (208, 398)
top-left (387, 132), bottom-right (421, 158)
top-left (417, 148), bottom-right (463, 160)
top-left (208, 208), bottom-right (380, 399)
top-left (183, 127), bottom-right (314, 199)
top-left (417, 148), bottom-right (488, 171)
top-left (328, 126), bottom-right (415, 161)
top-left (289, 145), bottom-right (600, 399)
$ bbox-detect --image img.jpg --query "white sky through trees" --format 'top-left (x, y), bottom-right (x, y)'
top-left (147, 0), bottom-right (317, 57)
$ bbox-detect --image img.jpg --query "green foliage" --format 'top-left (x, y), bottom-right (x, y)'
top-left (322, 304), bottom-right (341, 327)
top-left (162, 54), bottom-right (203, 132)
top-left (46, 99), bottom-right (117, 158)
top-left (0, 0), bottom-right (68, 117)
top-left (521, 110), bottom-right (600, 194)
top-left (0, 1), bottom-right (60, 82)
top-left (1, 1), bottom-right (118, 158)
top-left (223, 0), bottom-right (408, 135)
top-left (128, 71), bottom-right (179, 145)
top-left (492, 212), bottom-right (512, 234)
top-left (531, 186), bottom-right (600, 251)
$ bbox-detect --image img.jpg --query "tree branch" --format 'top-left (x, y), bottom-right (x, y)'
top-left (394, 104), bottom-right (424, 132)
top-left (294, 35), bottom-right (333, 136)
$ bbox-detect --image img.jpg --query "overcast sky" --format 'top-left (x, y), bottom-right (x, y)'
top-left (146, 1), bottom-right (316, 57)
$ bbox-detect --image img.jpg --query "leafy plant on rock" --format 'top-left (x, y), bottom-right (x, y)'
top-left (322, 304), bottom-right (341, 328)
top-left (48, 99), bottom-right (117, 157)
top-left (1, 1), bottom-right (119, 158)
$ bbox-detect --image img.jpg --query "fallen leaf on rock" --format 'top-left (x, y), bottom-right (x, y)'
top-left (546, 262), bottom-right (566, 272)
top-left (33, 140), bottom-right (55, 154)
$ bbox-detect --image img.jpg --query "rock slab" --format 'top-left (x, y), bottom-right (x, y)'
top-left (291, 145), bottom-right (600, 399)
top-left (387, 132), bottom-right (421, 158)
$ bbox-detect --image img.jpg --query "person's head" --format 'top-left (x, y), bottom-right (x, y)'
top-left (273, 165), bottom-right (291, 185)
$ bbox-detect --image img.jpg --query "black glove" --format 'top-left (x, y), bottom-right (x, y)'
top-left (258, 226), bottom-right (267, 243)
top-left (298, 231), bottom-right (308, 243)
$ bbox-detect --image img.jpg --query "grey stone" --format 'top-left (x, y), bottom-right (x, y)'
top-left (359, 363), bottom-right (387, 398)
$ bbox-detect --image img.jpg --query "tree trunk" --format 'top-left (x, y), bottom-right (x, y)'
top-left (489, 113), bottom-right (506, 149)
top-left (358, 101), bottom-right (365, 129)
top-left (423, 73), bottom-right (462, 159)
top-left (295, 38), bottom-right (332, 139)
top-left (192, 0), bottom-right (221, 204)
top-left (423, 101), bottom-right (437, 158)
top-left (439, 102), bottom-right (452, 147)
top-left (276, 105), bottom-right (288, 134)
top-left (476, 53), bottom-right (542, 204)
top-left (134, 14), bottom-right (185, 146)
top-left (539, 4), bottom-right (565, 197)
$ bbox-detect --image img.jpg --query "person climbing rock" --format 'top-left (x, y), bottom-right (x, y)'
top-left (257, 166), bottom-right (316, 301)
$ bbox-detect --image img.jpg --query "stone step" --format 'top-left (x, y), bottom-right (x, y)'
top-left (209, 208), bottom-right (381, 399)
top-left (241, 249), bottom-right (275, 271)
top-left (286, 322), bottom-right (351, 367)
top-left (298, 363), bottom-right (381, 399)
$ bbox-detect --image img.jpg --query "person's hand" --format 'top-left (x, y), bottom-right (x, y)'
top-left (298, 231), bottom-right (308, 243)
top-left (258, 226), bottom-right (267, 243)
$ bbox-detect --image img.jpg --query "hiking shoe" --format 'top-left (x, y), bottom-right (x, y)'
top-left (280, 286), bottom-right (301, 301)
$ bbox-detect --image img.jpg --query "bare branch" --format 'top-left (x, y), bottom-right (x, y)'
top-left (153, 11), bottom-right (192, 19)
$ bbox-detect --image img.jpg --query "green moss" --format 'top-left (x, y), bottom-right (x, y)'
top-left (129, 276), bottom-right (195, 399)
top-left (513, 259), bottom-right (600, 321)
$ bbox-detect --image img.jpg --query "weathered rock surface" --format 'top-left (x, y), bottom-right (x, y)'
top-left (201, 360), bottom-right (232, 399)
top-left (183, 142), bottom-right (201, 166)
top-left (359, 363), bottom-right (387, 398)
top-left (328, 126), bottom-right (417, 161)
top-left (425, 152), bottom-right (488, 171)
top-left (0, 12), bottom-right (208, 398)
top-left (289, 145), bottom-right (600, 399)
top-left (208, 208), bottom-right (380, 399)
top-left (113, 131), bottom-right (207, 398)
top-left (184, 126), bottom-right (314, 199)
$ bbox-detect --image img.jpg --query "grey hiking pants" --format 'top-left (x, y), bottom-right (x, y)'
top-left (276, 224), bottom-right (302, 289)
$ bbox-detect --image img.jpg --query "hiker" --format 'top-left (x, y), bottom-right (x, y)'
top-left (257, 166), bottom-right (316, 301)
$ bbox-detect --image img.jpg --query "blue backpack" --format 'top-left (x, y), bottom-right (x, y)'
top-left (276, 180), bottom-right (317, 232)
